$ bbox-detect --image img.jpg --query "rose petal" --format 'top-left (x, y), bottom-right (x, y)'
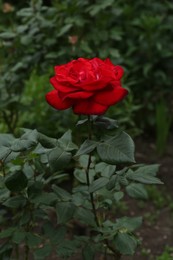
top-left (93, 86), bottom-right (128, 106)
top-left (114, 65), bottom-right (124, 80)
top-left (59, 90), bottom-right (94, 101)
top-left (50, 77), bottom-right (79, 93)
top-left (45, 90), bottom-right (73, 110)
top-left (104, 59), bottom-right (124, 80)
top-left (73, 99), bottom-right (108, 115)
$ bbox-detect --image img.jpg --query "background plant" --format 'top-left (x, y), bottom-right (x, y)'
top-left (0, 0), bottom-right (173, 139)
top-left (156, 100), bottom-right (172, 156)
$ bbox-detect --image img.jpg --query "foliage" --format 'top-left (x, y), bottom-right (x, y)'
top-left (156, 100), bottom-right (172, 156)
top-left (157, 246), bottom-right (173, 260)
top-left (0, 115), bottom-right (162, 259)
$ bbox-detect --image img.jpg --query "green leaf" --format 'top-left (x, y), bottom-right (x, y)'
top-left (0, 227), bottom-right (16, 239)
top-left (0, 188), bottom-right (10, 203)
top-left (76, 118), bottom-right (88, 126)
top-left (21, 129), bottom-right (38, 143)
top-left (56, 239), bottom-right (80, 258)
top-left (74, 207), bottom-right (96, 226)
top-left (115, 233), bottom-right (138, 255)
top-left (114, 191), bottom-right (124, 202)
top-left (82, 244), bottom-right (95, 260)
top-left (80, 41), bottom-right (92, 53)
top-left (116, 216), bottom-right (142, 232)
top-left (12, 230), bottom-right (26, 244)
top-left (118, 175), bottom-right (129, 186)
top-left (0, 146), bottom-right (11, 161)
top-left (58, 24), bottom-right (73, 36)
top-left (95, 162), bottom-right (116, 178)
top-left (133, 164), bottom-right (160, 177)
top-left (106, 175), bottom-right (117, 190)
top-left (93, 116), bottom-right (118, 130)
top-left (109, 48), bottom-right (120, 58)
top-left (89, 177), bottom-right (109, 193)
top-left (48, 147), bottom-right (72, 171)
top-left (43, 223), bottom-right (66, 245)
top-left (38, 133), bottom-right (56, 148)
top-left (31, 192), bottom-right (57, 205)
top-left (87, 5), bottom-right (102, 16)
top-left (56, 202), bottom-right (75, 224)
top-left (79, 155), bottom-right (95, 168)
top-left (74, 169), bottom-right (95, 184)
top-left (19, 211), bottom-right (30, 225)
top-left (97, 132), bottom-right (135, 164)
top-left (75, 140), bottom-right (97, 157)
top-left (3, 196), bottom-right (27, 208)
top-left (26, 232), bottom-right (42, 248)
top-left (0, 134), bottom-right (14, 147)
top-left (0, 32), bottom-right (16, 39)
top-left (27, 181), bottom-right (43, 199)
top-left (72, 192), bottom-right (85, 206)
top-left (127, 169), bottom-right (163, 184)
top-left (5, 171), bottom-right (28, 192)
top-left (58, 130), bottom-right (78, 151)
top-left (34, 244), bottom-right (52, 259)
top-left (52, 185), bottom-right (71, 201)
top-left (33, 143), bottom-right (50, 155)
top-left (126, 183), bottom-right (148, 199)
top-left (11, 139), bottom-right (36, 152)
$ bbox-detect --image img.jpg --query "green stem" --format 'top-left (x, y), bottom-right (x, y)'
top-left (86, 115), bottom-right (99, 226)
top-left (25, 244), bottom-right (29, 260)
top-left (86, 115), bottom-right (121, 260)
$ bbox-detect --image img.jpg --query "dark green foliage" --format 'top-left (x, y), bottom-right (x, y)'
top-left (0, 124), bottom-right (162, 259)
top-left (97, 131), bottom-right (135, 164)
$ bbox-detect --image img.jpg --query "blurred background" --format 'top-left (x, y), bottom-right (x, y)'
top-left (0, 0), bottom-right (173, 258)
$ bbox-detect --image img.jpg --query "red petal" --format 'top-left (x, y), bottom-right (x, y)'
top-left (45, 90), bottom-right (73, 110)
top-left (114, 66), bottom-right (124, 80)
top-left (59, 90), bottom-right (94, 101)
top-left (93, 86), bottom-right (128, 106)
top-left (73, 99), bottom-right (108, 115)
top-left (50, 77), bottom-right (79, 93)
top-left (104, 59), bottom-right (124, 80)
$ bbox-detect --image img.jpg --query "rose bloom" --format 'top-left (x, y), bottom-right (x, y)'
top-left (68, 35), bottom-right (78, 45)
top-left (2, 3), bottom-right (14, 13)
top-left (46, 57), bottom-right (128, 115)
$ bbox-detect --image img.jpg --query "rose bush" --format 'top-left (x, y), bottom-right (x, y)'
top-left (46, 58), bottom-right (128, 115)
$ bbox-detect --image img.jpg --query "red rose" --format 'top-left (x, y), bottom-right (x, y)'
top-left (46, 57), bottom-right (128, 115)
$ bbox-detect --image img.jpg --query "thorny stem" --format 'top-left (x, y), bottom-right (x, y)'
top-left (86, 115), bottom-right (121, 260)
